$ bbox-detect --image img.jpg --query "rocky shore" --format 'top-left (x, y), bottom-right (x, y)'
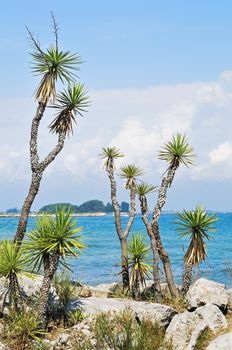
top-left (0, 277), bottom-right (232, 349)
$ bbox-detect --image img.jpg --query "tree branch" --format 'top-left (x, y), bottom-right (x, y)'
top-left (39, 131), bottom-right (66, 172)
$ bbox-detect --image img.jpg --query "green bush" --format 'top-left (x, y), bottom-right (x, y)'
top-left (73, 308), bottom-right (173, 350)
top-left (3, 309), bottom-right (45, 350)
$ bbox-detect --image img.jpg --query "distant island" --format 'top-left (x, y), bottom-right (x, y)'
top-left (39, 200), bottom-right (129, 214)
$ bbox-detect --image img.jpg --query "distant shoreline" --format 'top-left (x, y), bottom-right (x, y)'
top-left (0, 212), bottom-right (109, 218)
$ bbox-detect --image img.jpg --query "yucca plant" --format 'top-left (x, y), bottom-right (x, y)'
top-left (136, 183), bottom-right (161, 301)
top-left (49, 83), bottom-right (89, 135)
top-left (25, 209), bottom-right (85, 325)
top-left (100, 148), bottom-right (143, 289)
top-left (128, 233), bottom-right (152, 299)
top-left (14, 16), bottom-right (89, 245)
top-left (120, 165), bottom-right (144, 190)
top-left (149, 133), bottom-right (195, 298)
top-left (176, 205), bottom-right (219, 293)
top-left (100, 146), bottom-right (124, 171)
top-left (0, 241), bottom-right (28, 310)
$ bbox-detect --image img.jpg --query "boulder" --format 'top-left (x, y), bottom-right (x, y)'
top-left (69, 297), bottom-right (177, 327)
top-left (165, 304), bottom-right (228, 350)
top-left (187, 278), bottom-right (228, 311)
top-left (0, 274), bottom-right (58, 315)
top-left (226, 289), bottom-right (232, 313)
top-left (206, 332), bottom-right (232, 350)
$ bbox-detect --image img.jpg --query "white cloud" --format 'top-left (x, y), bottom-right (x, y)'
top-left (2, 70), bottom-right (232, 208)
top-left (209, 142), bottom-right (232, 164)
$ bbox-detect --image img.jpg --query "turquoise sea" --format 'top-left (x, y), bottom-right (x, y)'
top-left (0, 213), bottom-right (231, 287)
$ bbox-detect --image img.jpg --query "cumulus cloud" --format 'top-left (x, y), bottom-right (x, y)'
top-left (2, 71), bottom-right (232, 208)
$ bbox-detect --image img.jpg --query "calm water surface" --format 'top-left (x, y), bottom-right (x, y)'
top-left (0, 213), bottom-right (231, 286)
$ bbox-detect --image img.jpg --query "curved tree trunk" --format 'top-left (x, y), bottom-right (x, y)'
top-left (14, 172), bottom-right (42, 243)
top-left (107, 162), bottom-right (129, 289)
top-left (151, 166), bottom-right (180, 298)
top-left (14, 109), bottom-right (66, 244)
top-left (182, 263), bottom-right (193, 294)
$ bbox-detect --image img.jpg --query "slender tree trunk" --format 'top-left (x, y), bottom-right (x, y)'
top-left (139, 197), bottom-right (161, 302)
top-left (120, 237), bottom-right (129, 289)
top-left (132, 270), bottom-right (140, 299)
top-left (38, 254), bottom-right (59, 326)
top-left (152, 222), bottom-right (179, 298)
top-left (14, 172), bottom-right (42, 243)
top-left (9, 273), bottom-right (22, 310)
top-left (14, 112), bottom-right (66, 244)
top-left (107, 161), bottom-right (129, 289)
top-left (182, 263), bottom-right (193, 294)
top-left (151, 166), bottom-right (180, 298)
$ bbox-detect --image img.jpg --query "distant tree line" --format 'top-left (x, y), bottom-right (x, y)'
top-left (39, 200), bottom-right (129, 213)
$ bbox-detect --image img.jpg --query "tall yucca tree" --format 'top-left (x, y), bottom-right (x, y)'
top-left (176, 205), bottom-right (219, 293)
top-left (100, 148), bottom-right (143, 288)
top-left (14, 17), bottom-right (89, 245)
top-left (151, 133), bottom-right (195, 298)
top-left (24, 209), bottom-right (85, 325)
top-left (128, 232), bottom-right (152, 299)
top-left (136, 183), bottom-right (161, 301)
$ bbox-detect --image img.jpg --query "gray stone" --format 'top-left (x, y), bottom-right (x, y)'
top-left (165, 304), bottom-right (228, 350)
top-left (70, 297), bottom-right (177, 327)
top-left (206, 332), bottom-right (232, 350)
top-left (187, 278), bottom-right (228, 311)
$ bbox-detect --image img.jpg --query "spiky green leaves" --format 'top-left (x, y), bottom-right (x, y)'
top-left (0, 241), bottom-right (28, 279)
top-left (120, 165), bottom-right (144, 190)
top-left (136, 183), bottom-right (157, 196)
top-left (128, 232), bottom-right (152, 288)
top-left (25, 210), bottom-right (85, 271)
top-left (100, 147), bottom-right (124, 171)
top-left (159, 133), bottom-right (195, 168)
top-left (31, 46), bottom-right (82, 103)
top-left (49, 83), bottom-right (89, 136)
top-left (176, 205), bottom-right (219, 265)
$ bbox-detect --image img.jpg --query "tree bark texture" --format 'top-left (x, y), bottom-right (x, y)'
top-left (139, 197), bottom-right (161, 302)
top-left (9, 273), bottom-right (22, 310)
top-left (38, 254), bottom-right (59, 325)
top-left (151, 166), bottom-right (180, 298)
top-left (14, 99), bottom-right (66, 244)
top-left (107, 160), bottom-right (130, 289)
top-left (182, 263), bottom-right (193, 294)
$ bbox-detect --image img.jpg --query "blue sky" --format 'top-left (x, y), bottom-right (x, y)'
top-left (1, 1), bottom-right (232, 211)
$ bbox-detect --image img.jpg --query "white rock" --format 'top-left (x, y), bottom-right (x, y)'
top-left (165, 304), bottom-right (228, 350)
top-left (70, 297), bottom-right (176, 327)
top-left (58, 333), bottom-right (69, 344)
top-left (226, 289), bottom-right (232, 313)
top-left (206, 332), bottom-right (232, 350)
top-left (187, 278), bottom-right (228, 311)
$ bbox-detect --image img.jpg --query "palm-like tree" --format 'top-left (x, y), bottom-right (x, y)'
top-left (175, 205), bottom-right (219, 293)
top-left (14, 17), bottom-right (89, 245)
top-left (136, 183), bottom-right (161, 301)
top-left (0, 241), bottom-right (28, 310)
top-left (120, 165), bottom-right (144, 190)
top-left (128, 233), bottom-right (152, 299)
top-left (151, 133), bottom-right (195, 298)
top-left (49, 83), bottom-right (89, 135)
top-left (25, 209), bottom-right (85, 324)
top-left (100, 147), bottom-right (143, 289)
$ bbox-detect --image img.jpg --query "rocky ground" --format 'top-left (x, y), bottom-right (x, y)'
top-left (0, 277), bottom-right (232, 349)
